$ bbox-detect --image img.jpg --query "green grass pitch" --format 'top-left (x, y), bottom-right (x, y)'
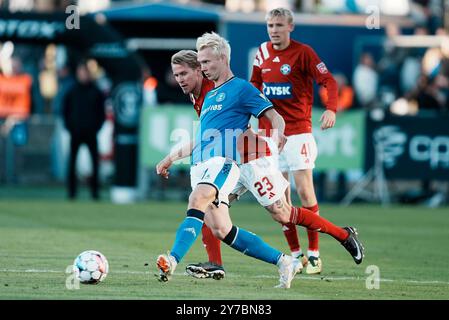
top-left (1, 199), bottom-right (448, 300)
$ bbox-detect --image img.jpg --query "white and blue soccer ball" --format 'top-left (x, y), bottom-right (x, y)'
top-left (73, 250), bottom-right (109, 284)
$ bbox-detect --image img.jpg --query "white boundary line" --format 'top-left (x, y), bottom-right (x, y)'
top-left (1, 268), bottom-right (449, 286)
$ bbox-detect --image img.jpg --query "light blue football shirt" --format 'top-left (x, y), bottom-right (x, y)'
top-left (191, 77), bottom-right (272, 165)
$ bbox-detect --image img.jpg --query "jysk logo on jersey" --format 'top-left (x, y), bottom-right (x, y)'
top-left (263, 83), bottom-right (292, 99)
top-left (280, 64), bottom-right (291, 75)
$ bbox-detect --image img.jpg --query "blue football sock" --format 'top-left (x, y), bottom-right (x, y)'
top-left (169, 209), bottom-right (204, 263)
top-left (223, 226), bottom-right (282, 265)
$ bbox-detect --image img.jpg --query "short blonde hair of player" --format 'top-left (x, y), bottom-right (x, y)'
top-left (196, 32), bottom-right (231, 65)
top-left (265, 7), bottom-right (294, 24)
top-left (171, 50), bottom-right (200, 69)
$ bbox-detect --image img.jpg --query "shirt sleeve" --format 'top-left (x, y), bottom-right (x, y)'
top-left (303, 45), bottom-right (338, 113)
top-left (241, 82), bottom-right (273, 118)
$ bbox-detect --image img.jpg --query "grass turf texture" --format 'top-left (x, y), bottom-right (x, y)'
top-left (1, 199), bottom-right (448, 299)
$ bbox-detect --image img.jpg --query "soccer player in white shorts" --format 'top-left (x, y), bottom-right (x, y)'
top-left (251, 8), bottom-right (339, 273)
top-left (231, 134), bottom-right (290, 208)
top-left (190, 157), bottom-right (240, 207)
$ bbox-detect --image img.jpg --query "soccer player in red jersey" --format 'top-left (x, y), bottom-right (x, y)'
top-left (251, 8), bottom-right (339, 274)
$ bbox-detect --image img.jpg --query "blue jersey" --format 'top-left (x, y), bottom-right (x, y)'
top-left (191, 77), bottom-right (272, 165)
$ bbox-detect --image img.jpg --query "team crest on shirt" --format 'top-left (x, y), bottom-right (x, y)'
top-left (316, 62), bottom-right (328, 74)
top-left (216, 92), bottom-right (226, 102)
top-left (280, 64), bottom-right (291, 75)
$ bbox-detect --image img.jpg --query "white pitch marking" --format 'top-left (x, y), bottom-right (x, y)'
top-left (1, 269), bottom-right (449, 286)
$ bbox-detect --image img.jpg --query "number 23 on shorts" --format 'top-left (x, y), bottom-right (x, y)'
top-left (254, 176), bottom-right (273, 197)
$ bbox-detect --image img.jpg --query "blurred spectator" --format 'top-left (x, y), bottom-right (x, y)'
top-left (142, 67), bottom-right (158, 106)
top-left (226, 0), bottom-right (249, 12)
top-left (143, 75), bottom-right (158, 106)
top-left (398, 28), bottom-right (427, 95)
top-left (389, 97), bottom-right (419, 115)
top-left (225, 0), bottom-right (294, 12)
top-left (353, 52), bottom-right (379, 109)
top-left (38, 44), bottom-right (58, 114)
top-left (318, 0), bottom-right (351, 13)
top-left (413, 44), bottom-right (449, 114)
top-left (0, 56), bottom-right (32, 119)
top-left (50, 61), bottom-right (76, 181)
top-left (438, 36), bottom-right (449, 85)
top-left (319, 72), bottom-right (354, 111)
top-left (400, 53), bottom-right (422, 94)
top-left (377, 24), bottom-right (407, 105)
top-left (201, 0), bottom-right (225, 4)
top-left (264, 0), bottom-right (294, 11)
top-left (439, 37), bottom-right (449, 112)
top-left (87, 59), bottom-right (113, 96)
top-left (392, 37), bottom-right (449, 116)
top-left (62, 60), bottom-right (106, 200)
top-left (407, 74), bottom-right (445, 113)
top-left (410, 0), bottom-right (431, 27)
top-left (52, 64), bottom-right (76, 116)
top-left (410, 0), bottom-right (444, 34)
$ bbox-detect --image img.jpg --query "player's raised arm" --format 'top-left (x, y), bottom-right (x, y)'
top-left (156, 140), bottom-right (193, 179)
top-left (261, 108), bottom-right (287, 152)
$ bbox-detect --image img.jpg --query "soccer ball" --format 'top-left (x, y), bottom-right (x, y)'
top-left (73, 250), bottom-right (109, 284)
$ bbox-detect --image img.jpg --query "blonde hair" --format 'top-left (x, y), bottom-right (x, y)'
top-left (171, 50), bottom-right (200, 69)
top-left (196, 32), bottom-right (231, 65)
top-left (266, 7), bottom-right (294, 24)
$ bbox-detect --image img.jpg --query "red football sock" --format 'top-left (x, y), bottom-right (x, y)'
top-left (290, 206), bottom-right (349, 242)
top-left (201, 224), bottom-right (223, 265)
top-left (304, 205), bottom-right (320, 252)
top-left (281, 223), bottom-right (301, 253)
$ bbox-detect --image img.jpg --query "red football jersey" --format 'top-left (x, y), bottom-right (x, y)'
top-left (190, 78), bottom-right (214, 117)
top-left (251, 40), bottom-right (338, 136)
top-left (190, 78), bottom-right (270, 163)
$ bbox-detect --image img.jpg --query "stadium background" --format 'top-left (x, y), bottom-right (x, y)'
top-left (0, 0), bottom-right (449, 301)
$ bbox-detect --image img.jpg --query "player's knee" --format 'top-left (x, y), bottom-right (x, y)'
top-left (265, 204), bottom-right (289, 224)
top-left (188, 194), bottom-right (199, 207)
top-left (189, 188), bottom-right (216, 210)
top-left (265, 203), bottom-right (280, 215)
top-left (210, 226), bottom-right (227, 241)
top-left (298, 188), bottom-right (315, 204)
top-left (188, 193), bottom-right (203, 209)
